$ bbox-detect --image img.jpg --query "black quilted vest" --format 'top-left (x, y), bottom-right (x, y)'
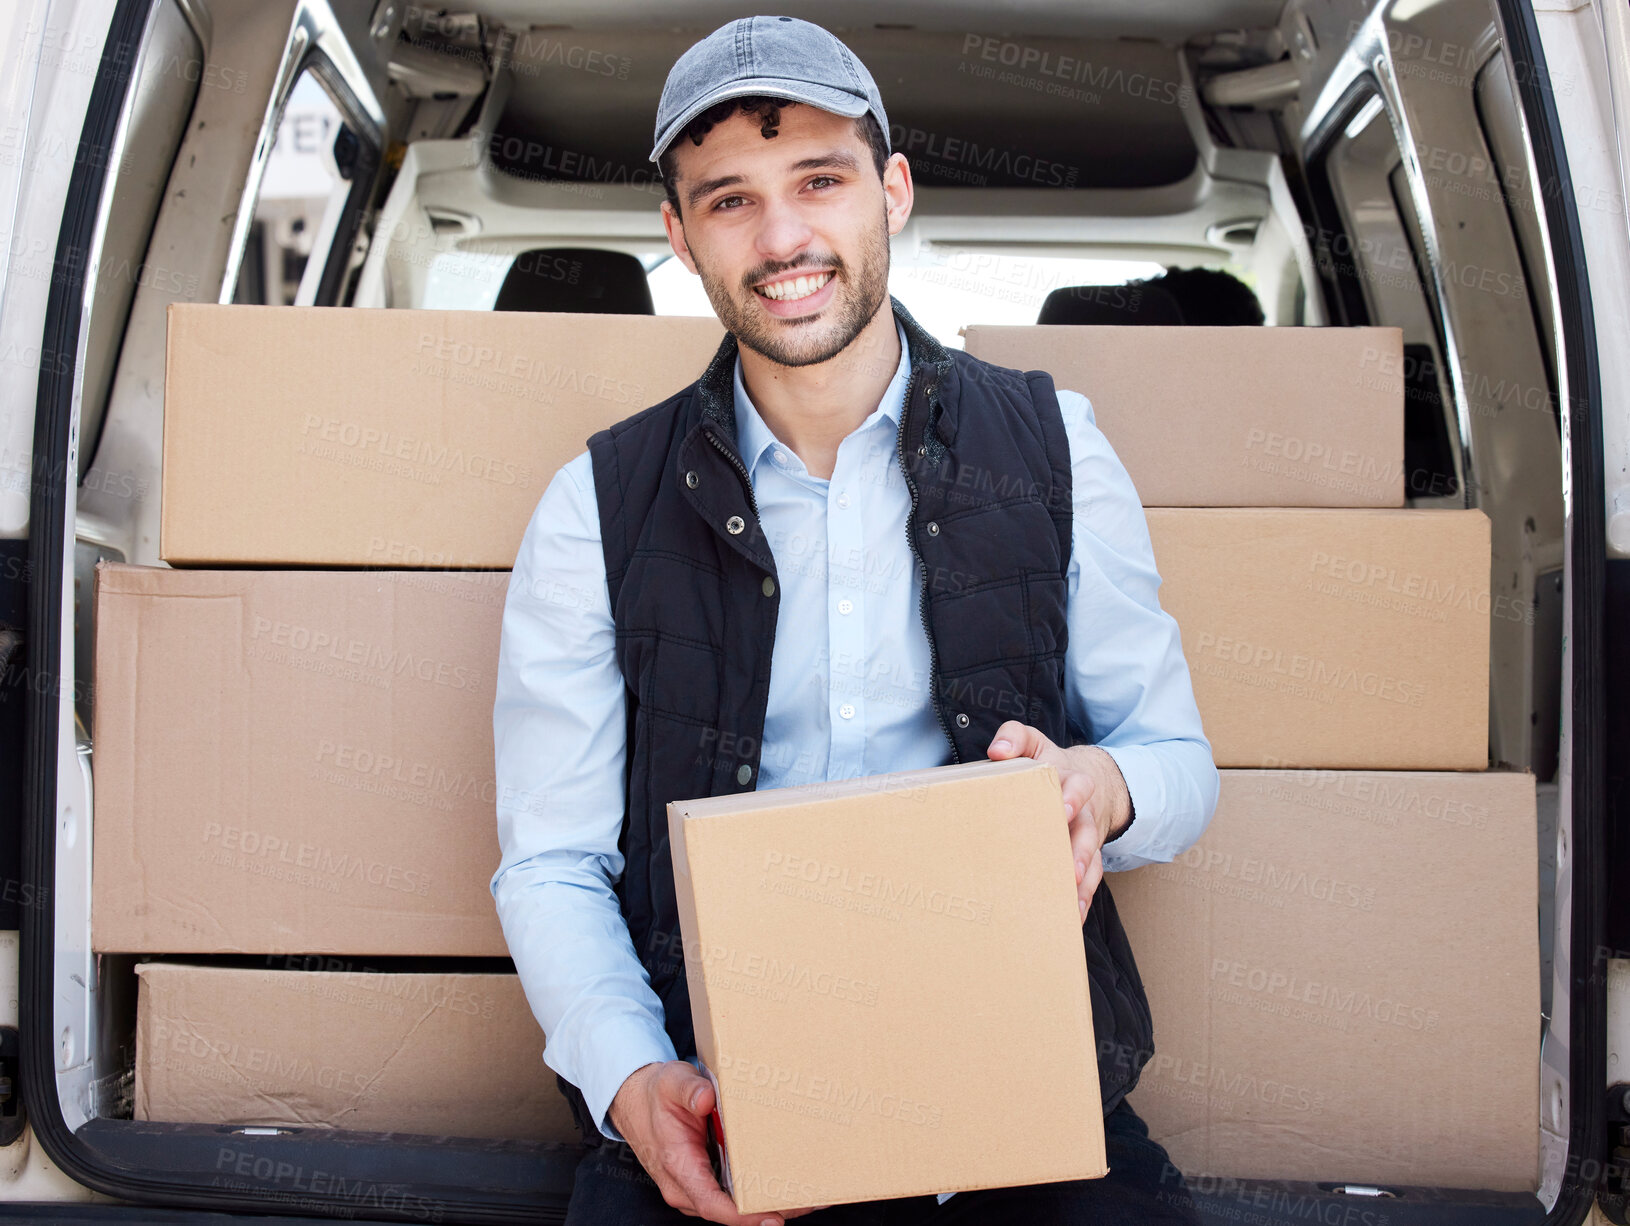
top-left (561, 298), bottom-right (1154, 1143)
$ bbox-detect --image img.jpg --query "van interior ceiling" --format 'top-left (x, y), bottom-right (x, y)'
top-left (25, 0), bottom-right (1590, 1221)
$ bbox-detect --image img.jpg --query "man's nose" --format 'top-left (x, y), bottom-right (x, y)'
top-left (753, 196), bottom-right (816, 264)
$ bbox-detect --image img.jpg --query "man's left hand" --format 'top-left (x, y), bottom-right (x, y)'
top-left (986, 721), bottom-right (1131, 921)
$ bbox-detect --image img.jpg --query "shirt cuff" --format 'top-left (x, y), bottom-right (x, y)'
top-left (562, 1012), bottom-right (679, 1143)
top-left (1096, 743), bottom-right (1169, 871)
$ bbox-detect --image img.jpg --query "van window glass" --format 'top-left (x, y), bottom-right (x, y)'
top-left (233, 70), bottom-right (363, 306)
top-left (422, 250), bottom-right (514, 310)
top-left (77, 0), bottom-right (201, 481)
top-left (1475, 50), bottom-right (1560, 428)
top-left (1322, 98), bottom-right (1460, 502)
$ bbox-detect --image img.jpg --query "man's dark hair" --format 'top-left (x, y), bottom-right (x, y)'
top-left (658, 95), bottom-right (890, 219)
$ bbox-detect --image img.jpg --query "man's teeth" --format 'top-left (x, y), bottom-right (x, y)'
top-left (756, 272), bottom-right (833, 302)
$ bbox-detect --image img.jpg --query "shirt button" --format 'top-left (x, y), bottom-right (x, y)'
top-left (837, 493), bottom-right (850, 509)
top-left (762, 576), bottom-right (776, 597)
top-left (839, 703), bottom-right (856, 720)
top-left (737, 764), bottom-right (753, 785)
top-left (837, 598), bottom-right (854, 615)
top-left (773, 449), bottom-right (789, 466)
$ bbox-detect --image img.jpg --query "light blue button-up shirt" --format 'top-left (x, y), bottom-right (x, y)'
top-left (491, 321), bottom-right (1218, 1147)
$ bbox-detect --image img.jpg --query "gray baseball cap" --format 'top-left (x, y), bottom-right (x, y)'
top-left (650, 16), bottom-right (891, 163)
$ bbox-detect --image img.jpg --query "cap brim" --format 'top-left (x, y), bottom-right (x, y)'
top-left (650, 78), bottom-right (869, 162)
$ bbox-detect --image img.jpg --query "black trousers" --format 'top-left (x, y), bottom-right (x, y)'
top-left (564, 1099), bottom-right (1201, 1225)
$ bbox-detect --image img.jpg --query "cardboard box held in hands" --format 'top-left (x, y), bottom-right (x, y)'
top-left (668, 758), bottom-right (1106, 1215)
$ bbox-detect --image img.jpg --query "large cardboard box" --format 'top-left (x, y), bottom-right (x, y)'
top-left (160, 304), bottom-right (725, 567)
top-left (91, 562), bottom-right (509, 955)
top-left (669, 758), bottom-right (1105, 1215)
top-left (960, 325), bottom-right (1405, 507)
top-left (1147, 508), bottom-right (1491, 768)
top-left (135, 963), bottom-right (578, 1142)
top-left (1115, 769), bottom-right (1539, 1191)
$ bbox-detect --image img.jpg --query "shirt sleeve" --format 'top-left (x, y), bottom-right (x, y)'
top-left (491, 450), bottom-right (676, 1141)
top-left (1055, 388), bottom-right (1220, 871)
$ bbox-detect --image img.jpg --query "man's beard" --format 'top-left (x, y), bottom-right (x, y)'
top-left (691, 213), bottom-right (891, 368)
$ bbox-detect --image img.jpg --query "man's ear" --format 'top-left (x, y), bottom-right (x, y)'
top-left (882, 152), bottom-right (914, 237)
top-left (661, 200), bottom-right (700, 275)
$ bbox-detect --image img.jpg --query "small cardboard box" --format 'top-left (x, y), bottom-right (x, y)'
top-left (1115, 769), bottom-right (1539, 1192)
top-left (91, 562), bottom-right (509, 955)
top-left (960, 325), bottom-right (1405, 507)
top-left (1146, 508), bottom-right (1491, 768)
top-left (160, 304), bottom-right (724, 567)
top-left (668, 758), bottom-right (1105, 1215)
top-left (134, 963), bottom-right (578, 1142)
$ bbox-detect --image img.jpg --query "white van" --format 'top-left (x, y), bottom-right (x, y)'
top-left (0, 0), bottom-right (1624, 1221)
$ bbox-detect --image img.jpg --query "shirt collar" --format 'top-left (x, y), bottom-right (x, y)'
top-left (732, 320), bottom-right (912, 477)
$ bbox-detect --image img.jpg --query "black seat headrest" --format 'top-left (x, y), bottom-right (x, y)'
top-left (1142, 267), bottom-right (1265, 326)
top-left (1036, 283), bottom-right (1186, 326)
top-left (493, 248), bottom-right (655, 314)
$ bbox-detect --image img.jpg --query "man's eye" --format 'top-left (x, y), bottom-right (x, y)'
top-left (712, 195), bottom-right (745, 211)
top-left (808, 175), bottom-right (838, 190)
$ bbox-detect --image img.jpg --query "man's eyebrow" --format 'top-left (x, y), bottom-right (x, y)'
top-left (686, 173), bottom-right (744, 208)
top-left (789, 151), bottom-right (861, 174)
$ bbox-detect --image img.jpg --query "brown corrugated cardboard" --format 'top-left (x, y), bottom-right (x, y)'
top-left (134, 963), bottom-right (577, 1142)
top-left (1115, 769), bottom-right (1539, 1191)
top-left (668, 758), bottom-right (1105, 1215)
top-left (960, 325), bottom-right (1405, 507)
top-left (160, 304), bottom-right (724, 567)
top-left (91, 562), bottom-right (509, 955)
top-left (1147, 508), bottom-right (1491, 768)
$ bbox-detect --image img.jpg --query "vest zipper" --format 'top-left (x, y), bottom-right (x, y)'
top-left (896, 369), bottom-right (959, 763)
top-left (705, 426), bottom-right (762, 524)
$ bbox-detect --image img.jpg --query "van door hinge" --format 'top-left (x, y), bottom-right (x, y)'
top-left (0, 1027), bottom-right (24, 1146)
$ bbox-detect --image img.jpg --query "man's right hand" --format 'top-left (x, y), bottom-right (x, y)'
top-left (609, 1061), bottom-right (824, 1225)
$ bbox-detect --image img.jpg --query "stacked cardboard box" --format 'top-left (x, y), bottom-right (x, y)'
top-left (103, 304), bottom-right (724, 1142)
top-left (135, 964), bottom-right (579, 1142)
top-left (964, 324), bottom-right (1536, 1192)
top-left (1111, 769), bottom-right (1539, 1191)
top-left (159, 304), bottom-right (725, 567)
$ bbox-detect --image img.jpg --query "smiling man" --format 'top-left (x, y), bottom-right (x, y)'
top-left (492, 16), bottom-right (1217, 1226)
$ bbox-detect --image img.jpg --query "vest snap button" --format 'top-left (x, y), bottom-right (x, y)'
top-left (736, 763), bottom-right (753, 785)
top-left (926, 521), bottom-right (940, 536)
top-left (955, 712), bottom-right (970, 728)
top-left (725, 515), bottom-right (745, 535)
top-left (762, 576), bottom-right (776, 597)
top-left (685, 470), bottom-right (699, 489)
